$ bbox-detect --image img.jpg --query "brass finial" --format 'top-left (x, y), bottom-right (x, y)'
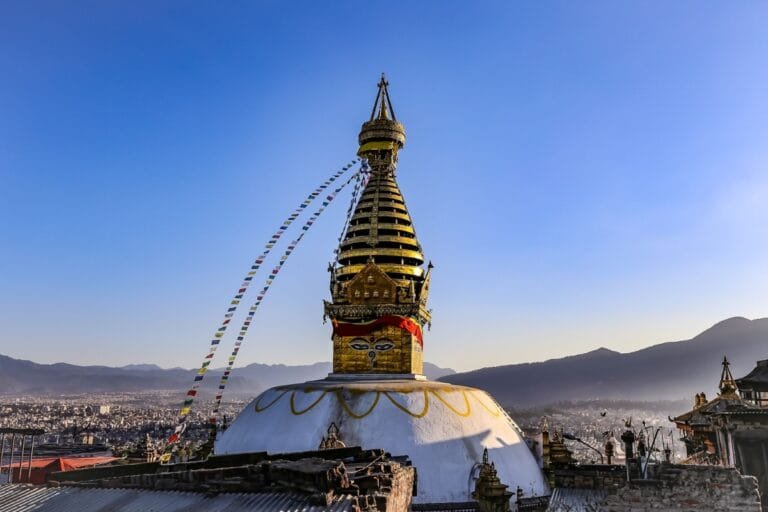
top-left (378, 95), bottom-right (389, 119)
top-left (719, 355), bottom-right (739, 398)
top-left (378, 74), bottom-right (390, 120)
top-left (370, 73), bottom-right (395, 122)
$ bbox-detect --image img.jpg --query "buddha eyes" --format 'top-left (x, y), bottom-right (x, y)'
top-left (348, 338), bottom-right (395, 352)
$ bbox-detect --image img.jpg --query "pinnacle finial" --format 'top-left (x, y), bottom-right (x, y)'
top-left (369, 73), bottom-right (396, 122)
top-left (719, 354), bottom-right (739, 398)
top-left (377, 74), bottom-right (389, 120)
top-left (378, 95), bottom-right (389, 120)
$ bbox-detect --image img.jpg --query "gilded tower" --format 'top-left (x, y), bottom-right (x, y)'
top-left (324, 75), bottom-right (432, 377)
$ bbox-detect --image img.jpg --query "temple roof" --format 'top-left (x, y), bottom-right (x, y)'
top-left (736, 359), bottom-right (768, 389)
top-left (672, 357), bottom-right (766, 424)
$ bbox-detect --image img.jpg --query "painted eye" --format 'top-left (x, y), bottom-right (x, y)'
top-left (349, 339), bottom-right (369, 350)
top-left (374, 342), bottom-right (394, 351)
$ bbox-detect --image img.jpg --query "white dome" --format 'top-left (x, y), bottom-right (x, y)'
top-left (215, 379), bottom-right (549, 503)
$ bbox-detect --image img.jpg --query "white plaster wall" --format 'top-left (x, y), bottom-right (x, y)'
top-left (215, 381), bottom-right (549, 503)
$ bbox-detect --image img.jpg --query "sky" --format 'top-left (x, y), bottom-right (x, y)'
top-left (2, 2), bottom-right (768, 372)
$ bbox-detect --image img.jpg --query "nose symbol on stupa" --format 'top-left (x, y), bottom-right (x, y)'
top-left (348, 337), bottom-right (395, 367)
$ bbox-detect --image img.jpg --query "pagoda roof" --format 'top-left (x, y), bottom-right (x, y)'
top-left (736, 359), bottom-right (768, 389)
top-left (673, 395), bottom-right (764, 425)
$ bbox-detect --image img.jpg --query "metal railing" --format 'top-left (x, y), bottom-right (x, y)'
top-left (0, 428), bottom-right (45, 484)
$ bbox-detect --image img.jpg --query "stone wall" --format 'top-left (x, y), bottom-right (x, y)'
top-left (553, 465), bottom-right (627, 491)
top-left (599, 464), bottom-right (761, 512)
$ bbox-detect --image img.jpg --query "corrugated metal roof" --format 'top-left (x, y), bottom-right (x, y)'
top-left (546, 488), bottom-right (608, 512)
top-left (412, 502), bottom-right (479, 512)
top-left (0, 485), bottom-right (356, 512)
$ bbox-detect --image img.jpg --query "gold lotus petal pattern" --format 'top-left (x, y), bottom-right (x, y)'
top-left (253, 388), bottom-right (501, 419)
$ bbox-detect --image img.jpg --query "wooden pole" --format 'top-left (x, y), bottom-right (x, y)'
top-left (0, 433), bottom-right (5, 482)
top-left (17, 435), bottom-right (26, 483)
top-left (7, 434), bottom-right (15, 484)
top-left (27, 435), bottom-right (36, 482)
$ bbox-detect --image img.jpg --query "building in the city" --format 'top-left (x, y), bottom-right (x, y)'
top-left (672, 356), bottom-right (768, 510)
top-left (738, 359), bottom-right (768, 408)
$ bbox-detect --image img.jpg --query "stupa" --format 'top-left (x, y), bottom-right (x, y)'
top-left (215, 76), bottom-right (549, 504)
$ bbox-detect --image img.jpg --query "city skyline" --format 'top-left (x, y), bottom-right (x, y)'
top-left (3, 2), bottom-right (768, 372)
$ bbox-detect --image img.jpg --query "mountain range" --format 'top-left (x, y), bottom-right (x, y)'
top-left (0, 355), bottom-right (454, 397)
top-left (2, 317), bottom-right (766, 406)
top-left (439, 316), bottom-right (768, 407)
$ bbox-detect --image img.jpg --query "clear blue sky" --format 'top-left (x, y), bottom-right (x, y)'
top-left (2, 2), bottom-right (768, 371)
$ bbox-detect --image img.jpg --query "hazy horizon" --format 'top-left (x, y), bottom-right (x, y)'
top-left (3, 2), bottom-right (768, 372)
top-left (1, 315), bottom-right (763, 373)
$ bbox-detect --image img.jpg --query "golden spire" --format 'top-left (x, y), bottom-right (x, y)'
top-left (337, 74), bottom-right (425, 288)
top-left (324, 75), bottom-right (431, 377)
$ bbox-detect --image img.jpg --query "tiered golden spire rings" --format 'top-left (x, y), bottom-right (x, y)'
top-left (335, 171), bottom-right (424, 285)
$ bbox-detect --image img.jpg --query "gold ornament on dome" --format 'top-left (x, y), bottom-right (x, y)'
top-left (252, 386), bottom-right (503, 420)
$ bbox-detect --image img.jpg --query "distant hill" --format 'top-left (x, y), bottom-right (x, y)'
top-left (4, 317), bottom-right (765, 405)
top-left (440, 317), bottom-right (768, 407)
top-left (0, 355), bottom-right (455, 397)
top-left (230, 361), bottom-right (455, 384)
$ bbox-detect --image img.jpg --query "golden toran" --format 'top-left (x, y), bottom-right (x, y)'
top-left (324, 74), bottom-right (432, 376)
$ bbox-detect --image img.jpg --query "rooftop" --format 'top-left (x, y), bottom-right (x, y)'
top-left (25, 446), bottom-right (415, 512)
top-left (738, 359), bottom-right (768, 389)
top-left (0, 485), bottom-right (358, 512)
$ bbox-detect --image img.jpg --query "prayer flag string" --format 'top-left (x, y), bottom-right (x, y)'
top-left (162, 159), bottom-right (358, 455)
top-left (334, 164), bottom-right (370, 257)
top-left (209, 163), bottom-right (369, 421)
